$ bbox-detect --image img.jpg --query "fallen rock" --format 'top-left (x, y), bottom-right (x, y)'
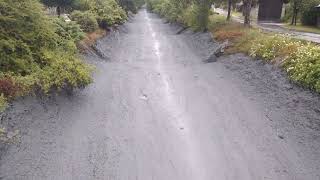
top-left (204, 40), bottom-right (229, 63)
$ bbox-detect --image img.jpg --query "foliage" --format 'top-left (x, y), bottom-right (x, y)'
top-left (44, 0), bottom-right (127, 28)
top-left (211, 17), bottom-right (320, 93)
top-left (70, 0), bottom-right (128, 29)
top-left (41, 0), bottom-right (75, 7)
top-left (90, 0), bottom-right (127, 28)
top-left (208, 14), bottom-right (228, 30)
top-left (72, 0), bottom-right (96, 11)
top-left (53, 17), bottom-right (85, 41)
top-left (41, 0), bottom-right (77, 15)
top-left (0, 76), bottom-right (21, 98)
top-left (71, 11), bottom-right (99, 32)
top-left (0, 0), bottom-right (93, 108)
top-left (118, 0), bottom-right (146, 14)
top-left (147, 0), bottom-right (211, 31)
top-left (250, 35), bottom-right (296, 60)
top-left (300, 0), bottom-right (320, 26)
top-left (0, 94), bottom-right (7, 112)
top-left (119, 0), bottom-right (138, 13)
top-left (285, 0), bottom-right (320, 26)
top-left (284, 43), bottom-right (320, 92)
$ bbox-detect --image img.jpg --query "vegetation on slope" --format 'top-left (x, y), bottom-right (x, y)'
top-left (0, 0), bottom-right (141, 111)
top-left (210, 15), bottom-right (320, 93)
top-left (146, 0), bottom-right (212, 31)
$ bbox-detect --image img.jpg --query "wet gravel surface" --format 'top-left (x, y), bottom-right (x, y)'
top-left (1, 9), bottom-right (320, 180)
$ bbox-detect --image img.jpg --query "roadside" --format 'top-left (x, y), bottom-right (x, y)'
top-left (208, 12), bottom-right (320, 95)
top-left (214, 8), bottom-right (320, 44)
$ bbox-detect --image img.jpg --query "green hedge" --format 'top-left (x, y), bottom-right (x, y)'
top-left (250, 34), bottom-right (320, 92)
top-left (71, 11), bottom-right (99, 32)
top-left (147, 0), bottom-right (210, 31)
top-left (0, 0), bottom-right (93, 111)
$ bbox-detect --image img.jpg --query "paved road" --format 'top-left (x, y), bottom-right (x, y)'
top-left (1, 9), bottom-right (320, 180)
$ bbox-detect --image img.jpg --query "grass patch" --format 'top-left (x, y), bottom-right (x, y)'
top-left (0, 94), bottom-right (7, 113)
top-left (209, 15), bottom-right (320, 93)
top-left (284, 24), bottom-right (320, 34)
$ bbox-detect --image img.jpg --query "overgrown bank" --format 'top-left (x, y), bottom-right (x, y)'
top-left (209, 15), bottom-right (320, 93)
top-left (147, 0), bottom-right (320, 94)
top-left (146, 0), bottom-right (212, 31)
top-left (0, 0), bottom-right (134, 112)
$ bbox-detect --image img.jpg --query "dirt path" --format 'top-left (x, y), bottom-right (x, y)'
top-left (1, 9), bottom-right (320, 180)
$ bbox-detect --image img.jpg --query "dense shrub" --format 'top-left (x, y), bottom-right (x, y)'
top-left (0, 94), bottom-right (7, 112)
top-left (0, 0), bottom-right (58, 74)
top-left (211, 17), bottom-right (320, 93)
top-left (72, 0), bottom-right (95, 11)
top-left (0, 0), bottom-right (93, 110)
top-left (0, 77), bottom-right (21, 98)
top-left (71, 0), bottom-right (127, 29)
top-left (92, 0), bottom-right (127, 28)
top-left (250, 35), bottom-right (297, 60)
top-left (119, 0), bottom-right (137, 13)
top-left (71, 11), bottom-right (99, 32)
top-left (250, 34), bottom-right (320, 92)
top-left (53, 17), bottom-right (85, 41)
top-left (284, 43), bottom-right (320, 92)
top-left (118, 0), bottom-right (144, 13)
top-left (147, 0), bottom-right (211, 31)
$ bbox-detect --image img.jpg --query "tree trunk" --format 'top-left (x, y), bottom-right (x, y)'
top-left (294, 11), bottom-right (297, 25)
top-left (291, 2), bottom-right (296, 25)
top-left (57, 6), bottom-right (61, 17)
top-left (227, 0), bottom-right (232, 21)
top-left (243, 0), bottom-right (252, 27)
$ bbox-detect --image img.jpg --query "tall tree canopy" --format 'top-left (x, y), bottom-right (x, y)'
top-left (41, 0), bottom-right (76, 15)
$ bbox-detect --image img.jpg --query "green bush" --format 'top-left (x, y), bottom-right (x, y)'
top-left (183, 4), bottom-right (198, 27)
top-left (249, 33), bottom-right (320, 92)
top-left (92, 0), bottom-right (127, 28)
top-left (53, 17), bottom-right (85, 42)
top-left (250, 34), bottom-right (296, 60)
top-left (0, 0), bottom-right (93, 107)
top-left (284, 43), bottom-right (320, 92)
top-left (119, 0), bottom-right (137, 13)
top-left (0, 94), bottom-right (7, 112)
top-left (72, 0), bottom-right (95, 11)
top-left (147, 0), bottom-right (210, 31)
top-left (71, 11), bottom-right (98, 32)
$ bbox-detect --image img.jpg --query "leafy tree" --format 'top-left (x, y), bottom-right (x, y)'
top-left (289, 0), bottom-right (303, 25)
top-left (41, 0), bottom-right (76, 16)
top-left (300, 0), bottom-right (320, 26)
top-left (118, 0), bottom-right (146, 14)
